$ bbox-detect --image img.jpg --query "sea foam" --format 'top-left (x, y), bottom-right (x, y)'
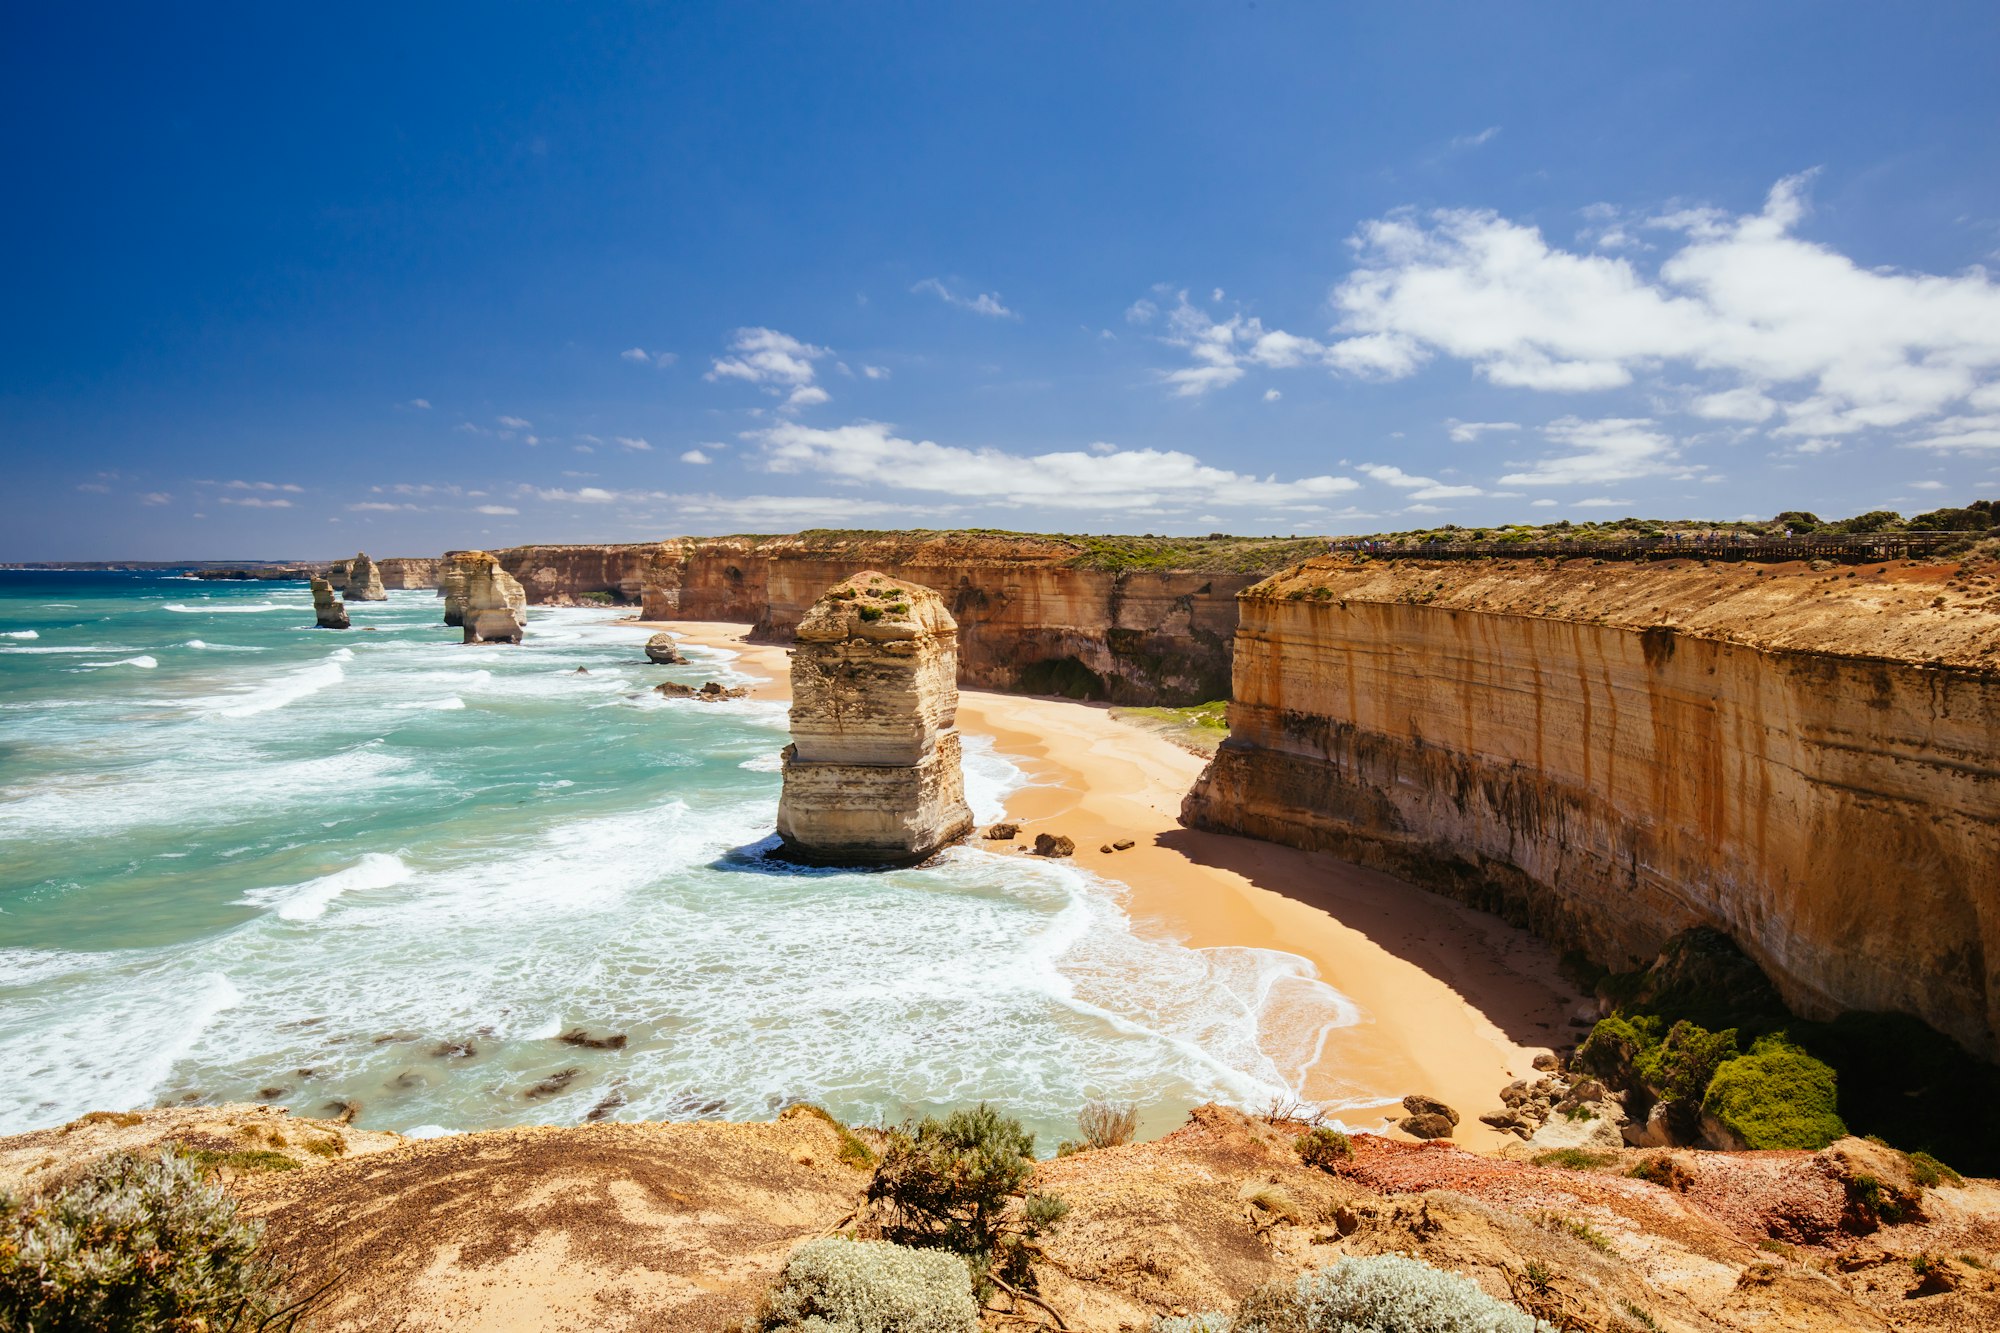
top-left (241, 852), bottom-right (413, 922)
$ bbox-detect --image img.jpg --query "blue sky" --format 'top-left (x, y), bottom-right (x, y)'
top-left (5, 3), bottom-right (1999, 559)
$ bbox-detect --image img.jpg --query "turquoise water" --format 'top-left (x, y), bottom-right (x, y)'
top-left (0, 572), bottom-right (1361, 1145)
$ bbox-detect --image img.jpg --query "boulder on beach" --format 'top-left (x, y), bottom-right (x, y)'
top-left (1033, 832), bottom-right (1075, 858)
top-left (645, 632), bottom-right (688, 664)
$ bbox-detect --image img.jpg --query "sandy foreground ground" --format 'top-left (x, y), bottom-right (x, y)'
top-left (642, 619), bottom-right (1584, 1150)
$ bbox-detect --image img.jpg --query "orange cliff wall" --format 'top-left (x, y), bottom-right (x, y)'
top-left (473, 534), bottom-right (1275, 704)
top-left (1183, 555), bottom-right (2000, 1059)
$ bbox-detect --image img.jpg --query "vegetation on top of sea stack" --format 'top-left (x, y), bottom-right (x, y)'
top-left (761, 528), bottom-right (1333, 573)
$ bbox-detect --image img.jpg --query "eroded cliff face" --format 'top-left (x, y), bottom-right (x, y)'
top-left (376, 557), bottom-right (440, 590)
top-left (493, 543), bottom-right (658, 606)
top-left (345, 553), bottom-right (387, 601)
top-left (776, 572), bottom-right (973, 864)
top-left (618, 532), bottom-right (1267, 704)
top-left (1184, 555), bottom-right (2000, 1060)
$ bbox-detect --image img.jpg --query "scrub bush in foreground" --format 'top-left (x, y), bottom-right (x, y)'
top-left (752, 1237), bottom-right (977, 1333)
top-left (1153, 1254), bottom-right (1551, 1333)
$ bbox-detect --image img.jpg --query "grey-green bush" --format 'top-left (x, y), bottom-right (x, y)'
top-left (0, 1148), bottom-right (300, 1331)
top-left (754, 1237), bottom-right (978, 1333)
top-left (1152, 1254), bottom-right (1551, 1333)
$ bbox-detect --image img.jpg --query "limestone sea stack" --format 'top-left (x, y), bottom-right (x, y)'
top-left (346, 552), bottom-right (387, 601)
top-left (457, 551), bottom-right (528, 644)
top-left (775, 572), bottom-right (974, 865)
top-left (440, 556), bottom-right (470, 626)
top-left (310, 577), bottom-right (349, 630)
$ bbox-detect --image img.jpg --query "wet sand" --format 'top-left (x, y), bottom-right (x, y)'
top-left (641, 619), bottom-right (1584, 1150)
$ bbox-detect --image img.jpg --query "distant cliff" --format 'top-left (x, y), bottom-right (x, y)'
top-left (486, 532), bottom-right (1323, 705)
top-left (1183, 554), bottom-right (2000, 1060)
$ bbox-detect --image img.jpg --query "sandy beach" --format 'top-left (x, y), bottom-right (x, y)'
top-left (644, 619), bottom-right (1584, 1151)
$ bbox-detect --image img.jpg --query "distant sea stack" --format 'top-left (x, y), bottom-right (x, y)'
top-left (454, 551), bottom-right (528, 644)
top-left (775, 572), bottom-right (974, 865)
top-left (346, 553), bottom-right (388, 601)
top-left (310, 577), bottom-right (349, 630)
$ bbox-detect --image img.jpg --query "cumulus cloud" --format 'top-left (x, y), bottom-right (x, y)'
top-left (407, 398), bottom-right (431, 409)
top-left (222, 480), bottom-right (305, 493)
top-left (1446, 419), bottom-right (1520, 443)
top-left (140, 492), bottom-right (171, 505)
top-left (349, 501), bottom-right (421, 512)
top-left (680, 448), bottom-right (713, 465)
top-left (1355, 463), bottom-right (1484, 500)
top-left (861, 364), bottom-right (891, 380)
top-left (747, 420), bottom-right (1359, 514)
top-left (1263, 389), bottom-right (1282, 402)
top-left (497, 415), bottom-right (532, 429)
top-left (622, 347), bottom-right (676, 367)
top-left (474, 504), bottom-right (519, 515)
top-left (912, 277), bottom-right (1019, 319)
top-left (708, 327), bottom-right (833, 411)
top-left (615, 436), bottom-right (652, 452)
top-left (1497, 417), bottom-right (1689, 487)
top-left (220, 496), bottom-right (294, 509)
top-left (1328, 173), bottom-right (2000, 440)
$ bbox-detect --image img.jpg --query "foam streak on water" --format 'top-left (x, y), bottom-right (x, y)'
top-left (0, 572), bottom-right (1371, 1142)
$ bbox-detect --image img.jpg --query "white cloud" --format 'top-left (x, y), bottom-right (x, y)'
top-left (861, 364), bottom-right (891, 380)
top-left (221, 480), bottom-right (305, 493)
top-left (497, 415), bottom-right (532, 429)
top-left (407, 398), bottom-right (431, 409)
top-left (1497, 417), bottom-right (1687, 487)
top-left (533, 486), bottom-right (628, 504)
top-left (623, 347), bottom-right (676, 367)
top-left (615, 436), bottom-right (652, 452)
top-left (1573, 497), bottom-right (1635, 508)
top-left (220, 496), bottom-right (294, 509)
top-left (349, 501), bottom-right (421, 512)
top-left (1445, 419), bottom-right (1521, 443)
top-left (1263, 389), bottom-right (1282, 402)
top-left (1125, 298), bottom-right (1158, 325)
top-left (912, 278), bottom-right (1019, 319)
top-left (1530, 498), bottom-right (1558, 507)
top-left (474, 504), bottom-right (519, 515)
top-left (708, 327), bottom-right (833, 411)
top-left (1326, 172), bottom-right (2000, 439)
top-left (1908, 414), bottom-right (2000, 451)
top-left (748, 420), bottom-right (1359, 514)
top-left (1356, 463), bottom-right (1484, 500)
top-left (1908, 480), bottom-right (1947, 490)
top-left (1451, 125), bottom-right (1501, 150)
top-left (75, 482), bottom-right (110, 494)
top-left (140, 492), bottom-right (171, 505)
top-left (680, 449), bottom-right (713, 465)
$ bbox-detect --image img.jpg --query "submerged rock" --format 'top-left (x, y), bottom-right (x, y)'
top-left (310, 577), bottom-right (349, 630)
top-left (645, 632), bottom-right (688, 664)
top-left (775, 572), bottom-right (974, 865)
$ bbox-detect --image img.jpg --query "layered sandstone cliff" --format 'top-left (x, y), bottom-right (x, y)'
top-left (1184, 554), bottom-right (2000, 1059)
top-left (451, 551), bottom-right (528, 644)
top-left (310, 577), bottom-right (348, 630)
top-left (776, 572), bottom-right (974, 864)
top-left (493, 543), bottom-right (658, 606)
top-left (585, 532), bottom-right (1311, 704)
top-left (377, 556), bottom-right (440, 590)
top-left (345, 552), bottom-right (387, 601)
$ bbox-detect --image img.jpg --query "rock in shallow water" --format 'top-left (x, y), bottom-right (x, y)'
top-left (645, 632), bottom-right (688, 664)
top-left (775, 571), bottom-right (974, 865)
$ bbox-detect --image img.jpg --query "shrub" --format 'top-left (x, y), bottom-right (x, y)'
top-left (753, 1237), bottom-right (977, 1333)
top-left (1531, 1148), bottom-right (1616, 1171)
top-left (1909, 1151), bottom-right (1963, 1189)
top-left (1294, 1127), bottom-right (1352, 1169)
top-left (857, 605), bottom-right (884, 622)
top-left (1702, 1034), bottom-right (1847, 1150)
top-left (1174, 1254), bottom-right (1549, 1332)
top-left (0, 1148), bottom-right (312, 1331)
top-left (1634, 1020), bottom-right (1739, 1105)
top-left (1628, 1154), bottom-right (1694, 1192)
top-left (866, 1105), bottom-right (1066, 1288)
top-left (785, 1103), bottom-right (880, 1170)
top-left (1576, 1014), bottom-right (1661, 1086)
top-left (1074, 1099), bottom-right (1138, 1152)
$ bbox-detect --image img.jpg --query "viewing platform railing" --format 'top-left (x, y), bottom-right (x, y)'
top-left (1325, 531), bottom-right (1968, 563)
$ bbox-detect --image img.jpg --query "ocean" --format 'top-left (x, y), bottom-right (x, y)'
top-left (0, 571), bottom-right (1361, 1146)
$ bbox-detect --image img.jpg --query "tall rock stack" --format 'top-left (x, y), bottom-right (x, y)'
top-left (325, 559), bottom-right (352, 593)
top-left (776, 572), bottom-right (974, 865)
top-left (440, 555), bottom-right (470, 626)
top-left (346, 552), bottom-right (388, 601)
top-left (310, 577), bottom-right (349, 630)
top-left (456, 551), bottom-right (529, 644)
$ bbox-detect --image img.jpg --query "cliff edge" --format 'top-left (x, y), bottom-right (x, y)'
top-left (1185, 554), bottom-right (2000, 1060)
